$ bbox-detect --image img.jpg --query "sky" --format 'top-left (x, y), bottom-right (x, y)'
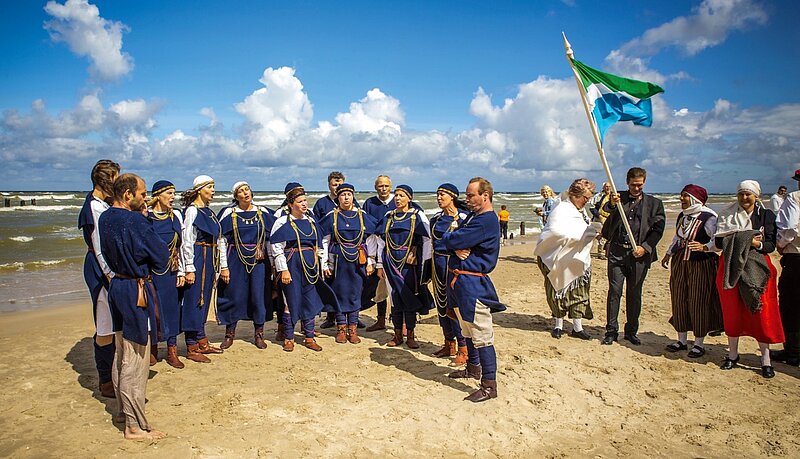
top-left (1, 0), bottom-right (799, 193)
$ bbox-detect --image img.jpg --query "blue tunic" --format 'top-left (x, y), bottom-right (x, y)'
top-left (320, 208), bottom-right (378, 313)
top-left (99, 207), bottom-right (169, 345)
top-left (78, 193), bottom-right (111, 323)
top-left (442, 210), bottom-right (505, 323)
top-left (376, 209), bottom-right (434, 314)
top-left (181, 206), bottom-right (221, 332)
top-left (430, 211), bottom-right (468, 314)
top-left (312, 195), bottom-right (360, 222)
top-left (147, 209), bottom-right (183, 342)
top-left (216, 206), bottom-right (275, 325)
top-left (270, 215), bottom-right (339, 321)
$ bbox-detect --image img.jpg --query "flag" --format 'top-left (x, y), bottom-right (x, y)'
top-left (572, 59), bottom-right (664, 143)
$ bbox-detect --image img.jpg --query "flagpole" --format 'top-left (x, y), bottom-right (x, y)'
top-left (562, 32), bottom-right (637, 249)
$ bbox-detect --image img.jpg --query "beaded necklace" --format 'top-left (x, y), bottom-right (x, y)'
top-left (430, 212), bottom-right (458, 311)
top-left (151, 210), bottom-right (180, 276)
top-left (289, 216), bottom-right (321, 284)
top-left (384, 209), bottom-right (417, 272)
top-left (333, 208), bottom-right (365, 263)
top-left (231, 206), bottom-right (266, 274)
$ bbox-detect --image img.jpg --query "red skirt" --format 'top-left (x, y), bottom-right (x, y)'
top-left (716, 254), bottom-right (784, 344)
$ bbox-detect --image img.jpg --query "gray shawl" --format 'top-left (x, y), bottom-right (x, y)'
top-left (721, 230), bottom-right (769, 313)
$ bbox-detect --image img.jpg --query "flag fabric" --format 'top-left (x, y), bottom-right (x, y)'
top-left (572, 59), bottom-right (664, 143)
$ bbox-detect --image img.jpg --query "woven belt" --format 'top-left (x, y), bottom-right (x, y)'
top-left (195, 242), bottom-right (218, 247)
top-left (447, 268), bottom-right (485, 289)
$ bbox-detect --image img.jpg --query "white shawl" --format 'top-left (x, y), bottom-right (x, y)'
top-left (715, 201), bottom-right (753, 237)
top-left (533, 200), bottom-right (601, 295)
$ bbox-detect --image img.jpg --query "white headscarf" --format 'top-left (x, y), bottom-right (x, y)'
top-left (715, 180), bottom-right (761, 236)
top-left (231, 181), bottom-right (249, 195)
top-left (192, 175), bottom-right (214, 191)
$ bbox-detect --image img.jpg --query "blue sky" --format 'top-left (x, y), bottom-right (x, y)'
top-left (1, 0), bottom-right (798, 193)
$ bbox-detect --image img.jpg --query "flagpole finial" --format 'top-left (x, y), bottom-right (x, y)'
top-left (562, 32), bottom-right (574, 59)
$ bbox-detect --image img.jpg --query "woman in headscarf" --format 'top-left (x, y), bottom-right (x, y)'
top-left (534, 185), bottom-right (558, 228)
top-left (375, 184), bottom-right (433, 348)
top-left (180, 175), bottom-right (224, 362)
top-left (270, 182), bottom-right (339, 352)
top-left (714, 180), bottom-right (783, 378)
top-left (146, 180), bottom-right (186, 368)
top-left (216, 181), bottom-right (275, 350)
top-left (533, 179), bottom-right (600, 340)
top-left (319, 183), bottom-right (378, 345)
top-left (661, 184), bottom-right (723, 358)
top-left (429, 183), bottom-right (469, 363)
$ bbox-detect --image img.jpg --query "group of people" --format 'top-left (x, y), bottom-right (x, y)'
top-left (79, 162), bottom-right (505, 440)
top-left (533, 167), bottom-right (800, 381)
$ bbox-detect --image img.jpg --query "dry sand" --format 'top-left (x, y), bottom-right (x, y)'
top-left (1, 236), bottom-right (798, 458)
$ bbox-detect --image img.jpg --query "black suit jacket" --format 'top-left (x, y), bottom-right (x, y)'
top-left (601, 191), bottom-right (666, 265)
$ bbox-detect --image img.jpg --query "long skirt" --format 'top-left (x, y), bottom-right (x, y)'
top-left (668, 255), bottom-right (723, 337)
top-left (716, 254), bottom-right (784, 344)
top-left (537, 257), bottom-right (593, 320)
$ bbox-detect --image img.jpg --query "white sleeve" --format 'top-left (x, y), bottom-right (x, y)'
top-left (181, 206), bottom-right (198, 273)
top-left (704, 215), bottom-right (718, 251)
top-left (777, 196), bottom-right (799, 249)
top-left (91, 200), bottom-right (114, 278)
top-left (666, 233), bottom-right (680, 256)
top-left (365, 233), bottom-right (378, 267)
top-left (376, 236), bottom-right (385, 269)
top-left (270, 216), bottom-right (288, 272)
top-left (418, 211), bottom-right (432, 262)
top-left (174, 210), bottom-right (186, 276)
top-left (217, 208), bottom-right (232, 270)
top-left (321, 233), bottom-right (331, 271)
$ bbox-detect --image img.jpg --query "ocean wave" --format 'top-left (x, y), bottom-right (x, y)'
top-left (9, 236), bottom-right (33, 243)
top-left (3, 193), bottom-right (80, 201)
top-left (0, 205), bottom-right (82, 213)
top-left (0, 259), bottom-right (67, 272)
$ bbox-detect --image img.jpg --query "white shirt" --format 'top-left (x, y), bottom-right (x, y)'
top-left (777, 190), bottom-right (800, 255)
top-left (90, 196), bottom-right (114, 278)
top-left (770, 193), bottom-right (786, 213)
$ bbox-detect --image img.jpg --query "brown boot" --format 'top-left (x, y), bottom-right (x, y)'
top-left (283, 339), bottom-right (295, 352)
top-left (197, 337), bottom-right (223, 354)
top-left (254, 327), bottom-right (267, 349)
top-left (165, 345), bottom-right (184, 369)
top-left (304, 338), bottom-right (322, 352)
top-left (221, 328), bottom-right (235, 350)
top-left (386, 329), bottom-right (403, 347)
top-left (347, 324), bottom-right (361, 344)
top-left (448, 362), bottom-right (482, 380)
top-left (452, 345), bottom-right (468, 365)
top-left (335, 325), bottom-right (348, 344)
top-left (433, 339), bottom-right (457, 358)
top-left (186, 343), bottom-right (211, 363)
top-left (406, 329), bottom-right (420, 349)
top-left (99, 381), bottom-right (116, 398)
top-left (365, 316), bottom-right (386, 332)
top-left (275, 323), bottom-right (286, 342)
top-left (149, 342), bottom-right (158, 366)
top-left (464, 379), bottom-right (498, 402)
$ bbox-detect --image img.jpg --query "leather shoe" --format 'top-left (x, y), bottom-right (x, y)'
top-left (448, 362), bottom-right (482, 380)
top-left (761, 365), bottom-right (775, 379)
top-left (569, 329), bottom-right (591, 340)
top-left (720, 355), bottom-right (740, 370)
top-left (464, 380), bottom-right (497, 403)
top-left (623, 334), bottom-right (641, 346)
top-left (601, 334), bottom-right (617, 345)
top-left (666, 341), bottom-right (688, 352)
top-left (550, 328), bottom-right (562, 339)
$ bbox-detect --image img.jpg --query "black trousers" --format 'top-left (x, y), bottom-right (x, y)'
top-left (499, 221), bottom-right (508, 240)
top-left (605, 244), bottom-right (650, 336)
top-left (779, 253), bottom-right (800, 357)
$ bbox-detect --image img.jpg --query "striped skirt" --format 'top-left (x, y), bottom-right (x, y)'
top-left (668, 254), bottom-right (723, 337)
top-left (537, 258), bottom-right (593, 320)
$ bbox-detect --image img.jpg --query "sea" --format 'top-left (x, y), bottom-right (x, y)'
top-left (0, 190), bottom-right (738, 313)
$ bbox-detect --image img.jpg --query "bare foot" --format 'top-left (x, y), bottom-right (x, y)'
top-left (124, 425), bottom-right (167, 440)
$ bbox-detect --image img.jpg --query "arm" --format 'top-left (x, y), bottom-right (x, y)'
top-left (321, 232), bottom-right (331, 273)
top-left (181, 206), bottom-right (198, 274)
top-left (777, 196), bottom-right (799, 250)
top-left (640, 198), bottom-right (666, 255)
top-left (217, 208), bottom-right (232, 271)
top-left (91, 201), bottom-right (114, 279)
top-left (174, 211), bottom-right (186, 276)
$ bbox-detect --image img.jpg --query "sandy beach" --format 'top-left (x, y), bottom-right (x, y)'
top-left (1, 235), bottom-right (798, 458)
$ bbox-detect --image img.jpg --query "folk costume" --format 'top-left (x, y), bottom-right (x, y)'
top-left (146, 181), bottom-right (185, 368)
top-left (180, 176), bottom-right (223, 361)
top-left (664, 185), bottom-right (723, 357)
top-left (715, 180), bottom-right (783, 377)
top-left (99, 205), bottom-right (169, 435)
top-left (429, 183), bottom-right (469, 361)
top-left (775, 185), bottom-right (800, 365)
top-left (375, 185), bottom-right (433, 348)
top-left (270, 183), bottom-right (339, 351)
top-left (216, 181), bottom-right (275, 349)
top-left (78, 191), bottom-right (116, 395)
top-left (319, 183), bottom-right (378, 344)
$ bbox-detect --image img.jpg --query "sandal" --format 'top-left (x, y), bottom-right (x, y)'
top-left (666, 341), bottom-right (688, 352)
top-left (687, 345), bottom-right (705, 358)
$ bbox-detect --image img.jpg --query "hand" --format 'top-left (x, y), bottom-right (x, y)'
top-left (185, 272), bottom-right (196, 285)
top-left (406, 249), bottom-right (417, 265)
top-left (220, 268), bottom-right (230, 284)
top-left (534, 208), bottom-right (543, 216)
top-left (661, 254), bottom-right (670, 269)
top-left (376, 267), bottom-right (384, 279)
top-left (105, 273), bottom-right (112, 283)
top-left (455, 248), bottom-right (471, 260)
top-left (324, 268), bottom-right (332, 278)
top-left (632, 245), bottom-right (646, 258)
top-left (280, 270), bottom-right (292, 285)
top-left (176, 276), bottom-right (185, 288)
top-left (687, 241), bottom-right (706, 252)
top-left (751, 234), bottom-right (763, 249)
top-left (366, 264), bottom-right (375, 276)
top-left (610, 193), bottom-right (620, 205)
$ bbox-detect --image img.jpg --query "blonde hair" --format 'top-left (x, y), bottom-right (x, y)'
top-left (540, 185), bottom-right (555, 198)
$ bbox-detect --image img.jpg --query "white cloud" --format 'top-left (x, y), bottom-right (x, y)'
top-left (44, 0), bottom-right (133, 81)
top-left (335, 88), bottom-right (404, 135)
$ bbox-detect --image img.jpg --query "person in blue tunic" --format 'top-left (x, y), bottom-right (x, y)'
top-left (429, 183), bottom-right (469, 364)
top-left (78, 159), bottom-right (120, 398)
top-left (146, 180), bottom-right (186, 369)
top-left (375, 184), bottom-right (433, 348)
top-left (320, 183), bottom-right (378, 344)
top-left (361, 175), bottom-right (395, 332)
top-left (99, 173), bottom-right (169, 440)
top-left (270, 182), bottom-right (339, 352)
top-left (180, 175), bottom-right (224, 362)
top-left (444, 177), bottom-right (505, 403)
top-left (217, 181), bottom-right (275, 350)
